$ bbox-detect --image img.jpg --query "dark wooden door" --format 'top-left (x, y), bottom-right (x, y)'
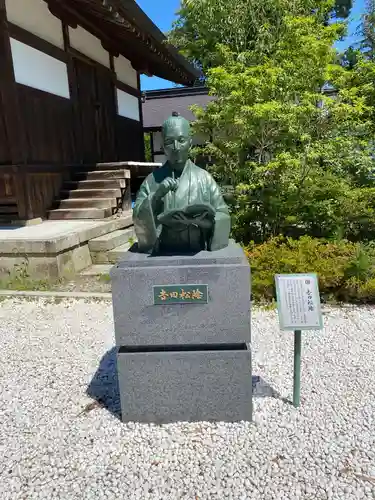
top-left (95, 65), bottom-right (117, 161)
top-left (73, 57), bottom-right (117, 163)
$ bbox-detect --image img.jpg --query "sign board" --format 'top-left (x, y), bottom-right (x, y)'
top-left (275, 274), bottom-right (323, 331)
top-left (153, 284), bottom-right (208, 305)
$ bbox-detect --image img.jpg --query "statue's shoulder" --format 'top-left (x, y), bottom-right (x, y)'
top-left (189, 161), bottom-right (212, 179)
top-left (190, 162), bottom-right (217, 184)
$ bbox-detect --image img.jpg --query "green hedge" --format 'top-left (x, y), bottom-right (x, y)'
top-left (244, 236), bottom-right (375, 303)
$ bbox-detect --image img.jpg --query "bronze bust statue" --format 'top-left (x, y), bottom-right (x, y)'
top-left (133, 113), bottom-right (231, 254)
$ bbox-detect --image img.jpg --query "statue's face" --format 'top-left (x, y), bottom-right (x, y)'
top-left (163, 122), bottom-right (191, 170)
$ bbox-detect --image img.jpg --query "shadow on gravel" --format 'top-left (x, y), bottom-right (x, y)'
top-left (252, 375), bottom-right (281, 399)
top-left (87, 347), bottom-right (122, 420)
top-left (87, 350), bottom-right (282, 421)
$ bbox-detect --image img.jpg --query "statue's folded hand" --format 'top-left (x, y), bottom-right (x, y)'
top-left (154, 178), bottom-right (179, 200)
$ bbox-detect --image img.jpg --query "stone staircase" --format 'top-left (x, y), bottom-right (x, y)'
top-left (89, 225), bottom-right (136, 264)
top-left (48, 164), bottom-right (132, 220)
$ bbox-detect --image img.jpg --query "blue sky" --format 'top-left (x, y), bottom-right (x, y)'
top-left (137, 0), bottom-right (367, 91)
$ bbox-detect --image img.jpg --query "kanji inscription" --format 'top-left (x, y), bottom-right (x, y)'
top-left (275, 274), bottom-right (322, 330)
top-left (153, 284), bottom-right (208, 305)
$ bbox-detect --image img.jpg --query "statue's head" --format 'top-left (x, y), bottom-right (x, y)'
top-left (162, 112), bottom-right (192, 170)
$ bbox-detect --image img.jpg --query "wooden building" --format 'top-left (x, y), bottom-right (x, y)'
top-left (0, 0), bottom-right (198, 221)
top-left (143, 86), bottom-right (213, 164)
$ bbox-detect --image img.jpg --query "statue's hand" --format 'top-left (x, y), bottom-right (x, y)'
top-left (154, 178), bottom-right (179, 199)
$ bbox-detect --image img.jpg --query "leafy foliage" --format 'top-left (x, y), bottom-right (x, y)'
top-left (340, 0), bottom-right (375, 66)
top-left (359, 0), bottom-right (375, 61)
top-left (169, 0), bottom-right (351, 78)
top-left (170, 0), bottom-right (375, 244)
top-left (170, 0), bottom-right (375, 305)
top-left (333, 0), bottom-right (353, 18)
top-left (144, 133), bottom-right (152, 162)
top-left (245, 236), bottom-right (375, 303)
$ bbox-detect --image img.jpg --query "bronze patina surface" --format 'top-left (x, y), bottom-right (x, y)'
top-left (133, 113), bottom-right (231, 253)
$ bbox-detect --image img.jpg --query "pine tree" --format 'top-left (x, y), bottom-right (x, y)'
top-left (359, 0), bottom-right (375, 60)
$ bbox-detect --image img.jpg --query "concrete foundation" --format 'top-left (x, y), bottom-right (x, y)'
top-left (0, 244), bottom-right (92, 279)
top-left (0, 215), bottom-right (133, 279)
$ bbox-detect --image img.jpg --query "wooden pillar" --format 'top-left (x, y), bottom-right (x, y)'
top-left (0, 0), bottom-right (29, 219)
top-left (150, 131), bottom-right (155, 162)
top-left (0, 0), bottom-right (27, 165)
top-left (110, 53), bottom-right (120, 162)
top-left (137, 72), bottom-right (145, 162)
top-left (62, 22), bottom-right (82, 164)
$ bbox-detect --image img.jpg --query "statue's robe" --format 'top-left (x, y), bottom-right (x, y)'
top-left (133, 160), bottom-right (231, 253)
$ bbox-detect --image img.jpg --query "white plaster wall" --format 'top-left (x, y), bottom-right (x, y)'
top-left (114, 55), bottom-right (138, 89)
top-left (117, 89), bottom-right (140, 122)
top-left (152, 131), bottom-right (163, 152)
top-left (10, 38), bottom-right (70, 99)
top-left (5, 0), bottom-right (64, 48)
top-left (69, 26), bottom-right (110, 68)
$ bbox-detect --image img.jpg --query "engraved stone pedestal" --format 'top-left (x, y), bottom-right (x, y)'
top-left (110, 241), bottom-right (252, 424)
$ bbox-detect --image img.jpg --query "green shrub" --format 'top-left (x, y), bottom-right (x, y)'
top-left (245, 236), bottom-right (375, 303)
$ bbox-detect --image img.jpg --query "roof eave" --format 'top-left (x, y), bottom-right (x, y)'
top-left (118, 0), bottom-right (200, 83)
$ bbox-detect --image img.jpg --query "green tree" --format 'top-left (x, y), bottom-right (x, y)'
top-left (340, 0), bottom-right (375, 67)
top-left (144, 133), bottom-right (152, 162)
top-left (169, 0), bottom-right (351, 77)
top-left (340, 45), bottom-right (361, 68)
top-left (359, 0), bottom-right (375, 61)
top-left (334, 0), bottom-right (353, 18)
top-left (340, 0), bottom-right (375, 129)
top-left (170, 0), bottom-right (375, 244)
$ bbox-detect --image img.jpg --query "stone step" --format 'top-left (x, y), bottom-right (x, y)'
top-left (84, 162), bottom-right (159, 178)
top-left (90, 162), bottom-right (160, 170)
top-left (91, 241), bottom-right (133, 264)
top-left (60, 188), bottom-right (122, 199)
top-left (89, 227), bottom-right (135, 252)
top-left (48, 207), bottom-right (113, 220)
top-left (80, 264), bottom-right (113, 276)
top-left (56, 198), bottom-right (118, 209)
top-left (107, 242), bottom-right (133, 263)
top-left (90, 239), bottom-right (135, 264)
top-left (74, 169), bottom-right (131, 180)
top-left (64, 179), bottom-right (126, 189)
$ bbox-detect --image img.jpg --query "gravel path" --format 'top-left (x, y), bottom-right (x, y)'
top-left (0, 298), bottom-right (374, 500)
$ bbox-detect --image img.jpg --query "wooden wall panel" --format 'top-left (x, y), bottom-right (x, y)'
top-left (95, 66), bottom-right (117, 161)
top-left (73, 57), bottom-right (98, 163)
top-left (0, 105), bottom-right (11, 164)
top-left (0, 171), bottom-right (17, 219)
top-left (24, 172), bottom-right (64, 219)
top-left (116, 116), bottom-right (145, 197)
top-left (0, 165), bottom-right (71, 220)
top-left (17, 84), bottom-right (76, 164)
top-left (116, 116), bottom-right (143, 162)
top-left (0, 172), bottom-right (15, 200)
top-left (73, 56), bottom-right (118, 163)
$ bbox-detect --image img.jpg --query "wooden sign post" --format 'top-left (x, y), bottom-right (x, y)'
top-left (275, 274), bottom-right (323, 407)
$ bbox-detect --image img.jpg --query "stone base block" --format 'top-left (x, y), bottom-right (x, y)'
top-left (117, 344), bottom-right (252, 424)
top-left (111, 241), bottom-right (251, 346)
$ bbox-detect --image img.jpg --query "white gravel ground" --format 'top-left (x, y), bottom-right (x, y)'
top-left (0, 298), bottom-right (374, 500)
